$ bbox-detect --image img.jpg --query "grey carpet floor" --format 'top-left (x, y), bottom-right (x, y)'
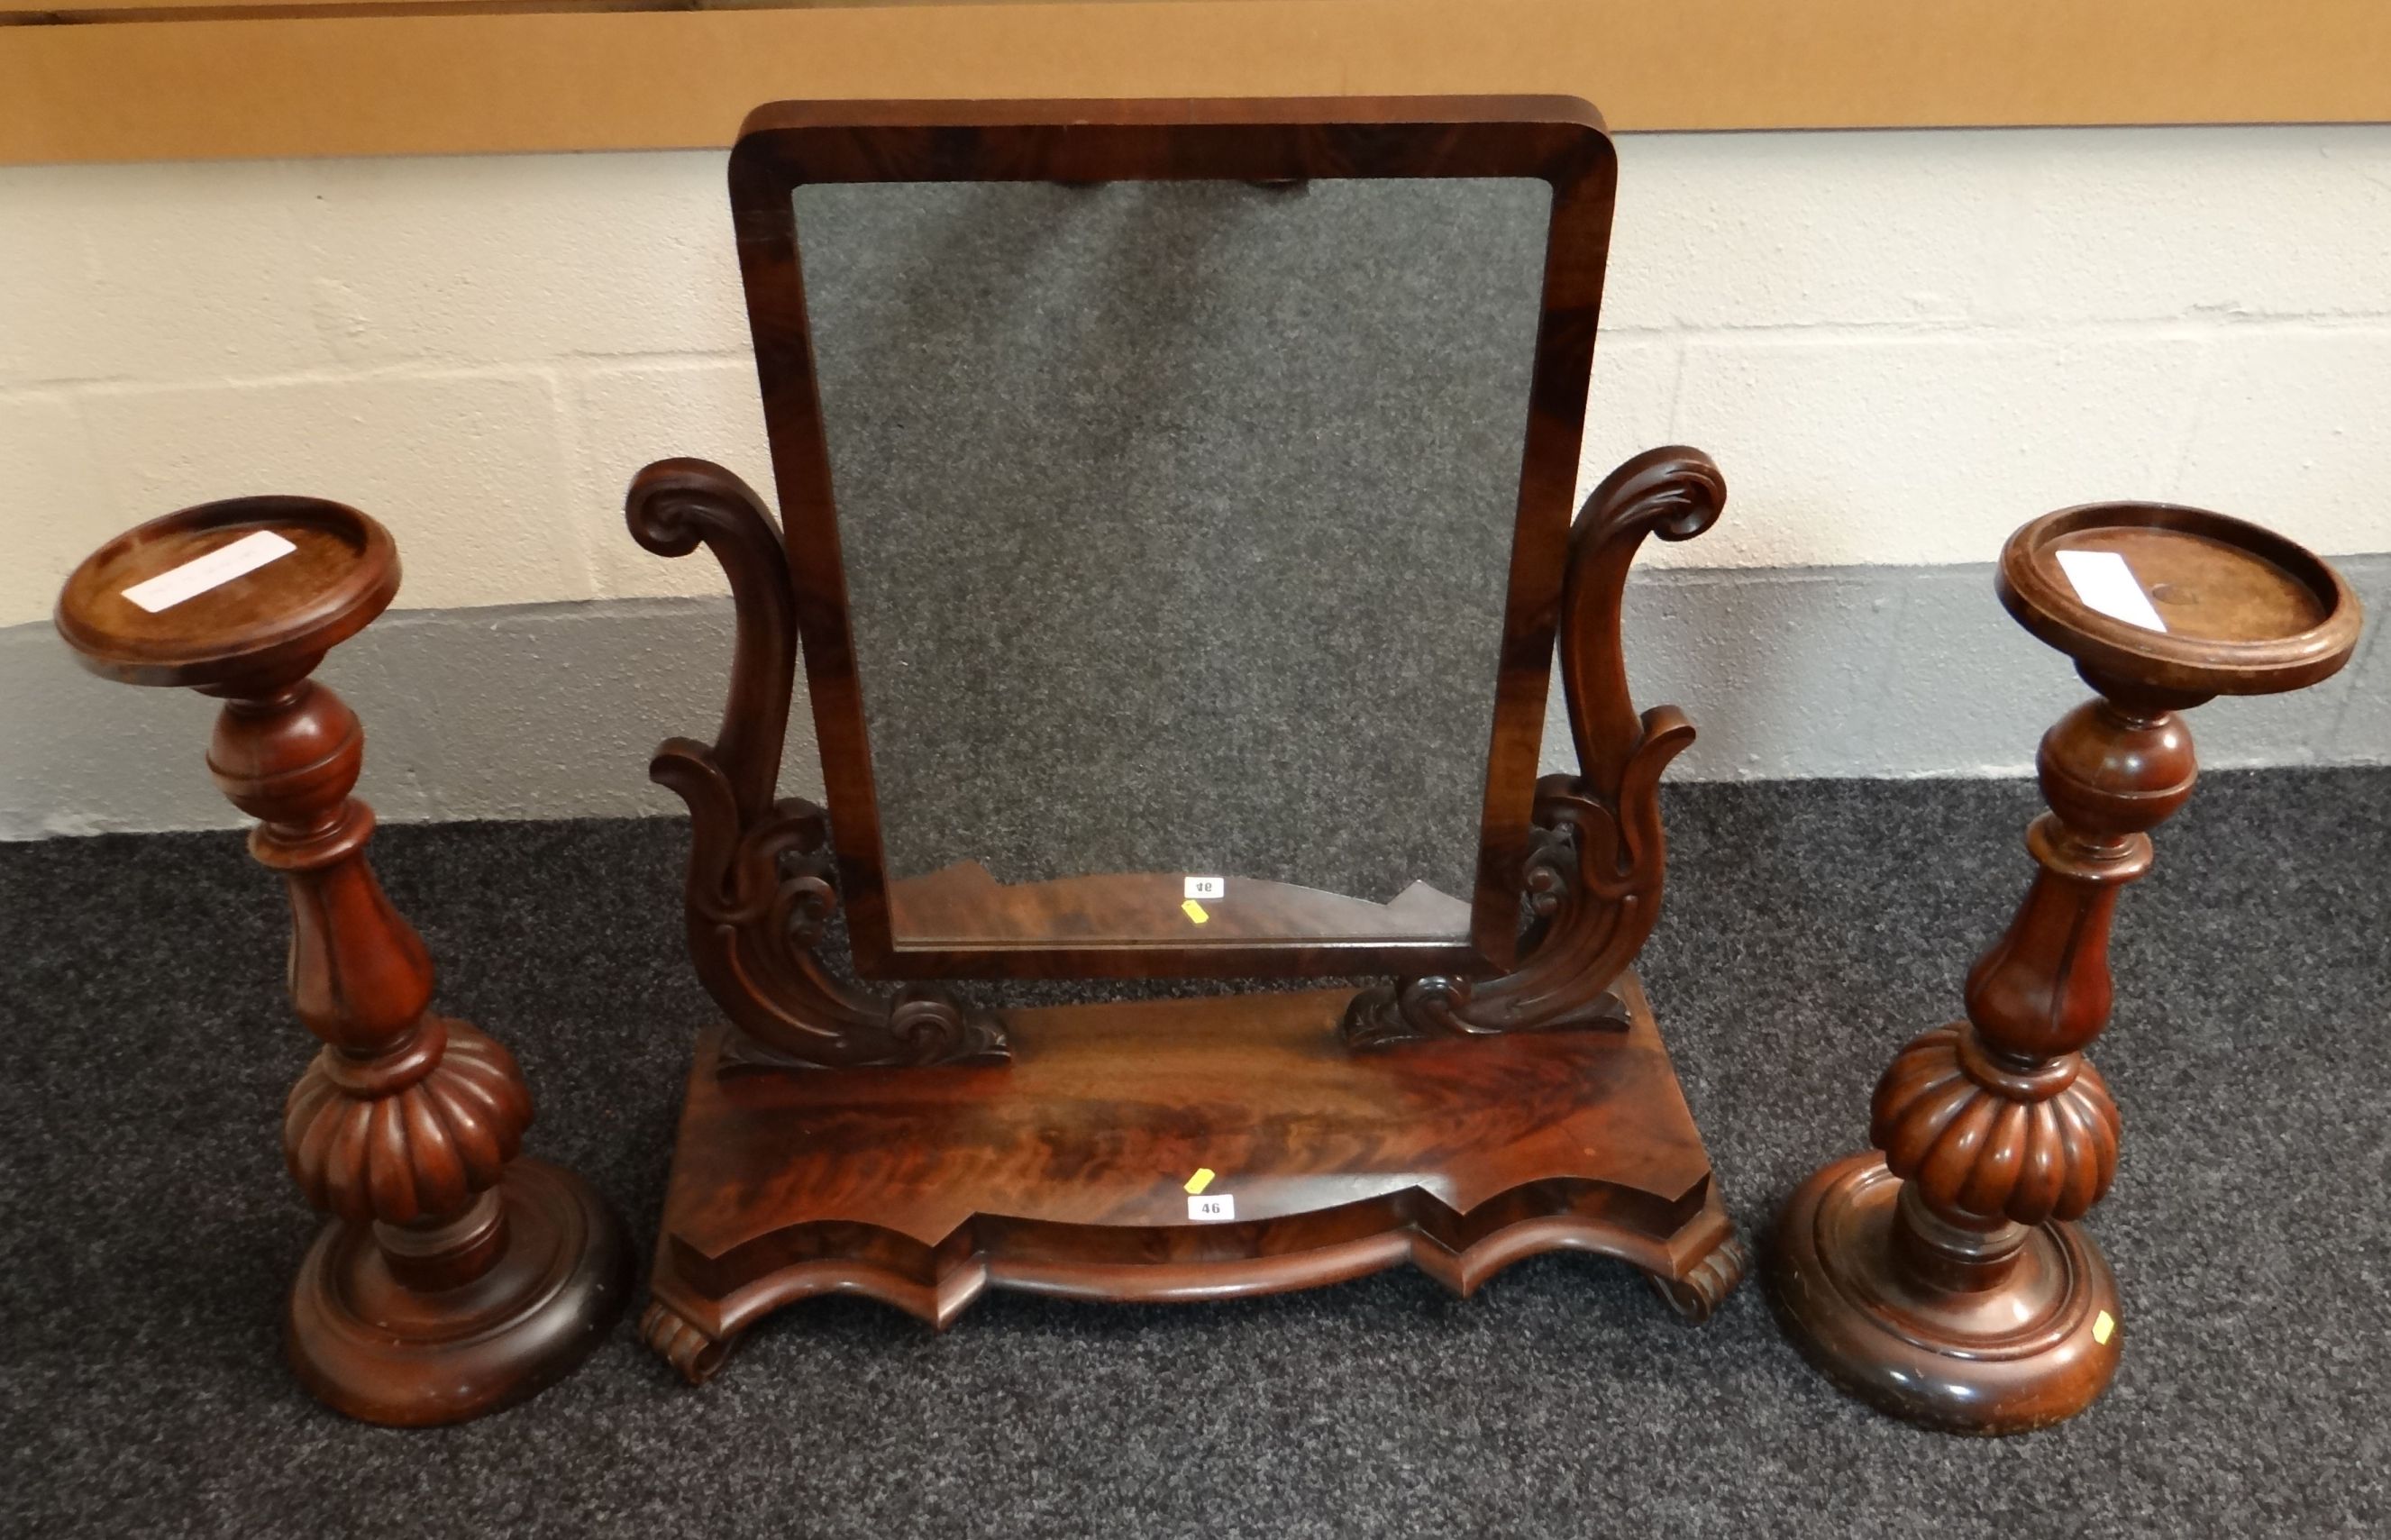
top-left (2, 770), bottom-right (2386, 1539)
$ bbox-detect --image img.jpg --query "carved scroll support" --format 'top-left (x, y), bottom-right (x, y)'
top-left (627, 458), bottom-right (1008, 1070)
top-left (1345, 446), bottom-right (1725, 1051)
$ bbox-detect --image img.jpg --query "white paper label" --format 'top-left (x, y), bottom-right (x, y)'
top-left (121, 530), bottom-right (297, 614)
top-left (2055, 549), bottom-right (2168, 633)
top-left (1183, 875), bottom-right (1226, 900)
top-left (1187, 1193), bottom-right (1236, 1222)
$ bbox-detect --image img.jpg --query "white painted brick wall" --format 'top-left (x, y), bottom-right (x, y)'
top-left (4, 124), bottom-right (2388, 628)
top-left (569, 357), bottom-right (771, 601)
top-left (77, 369), bottom-right (589, 607)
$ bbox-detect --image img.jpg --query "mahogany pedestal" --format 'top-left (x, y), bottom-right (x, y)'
top-left (56, 497), bottom-right (632, 1426)
top-left (1771, 502), bottom-right (2363, 1435)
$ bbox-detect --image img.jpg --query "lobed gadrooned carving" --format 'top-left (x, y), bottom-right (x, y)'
top-left (283, 1018), bottom-right (534, 1226)
top-left (1870, 1023), bottom-right (2121, 1227)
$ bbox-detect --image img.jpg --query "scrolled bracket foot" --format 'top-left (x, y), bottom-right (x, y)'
top-left (641, 1299), bottom-right (737, 1386)
top-left (1647, 1228), bottom-right (1749, 1325)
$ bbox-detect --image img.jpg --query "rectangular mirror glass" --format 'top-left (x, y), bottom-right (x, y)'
top-left (794, 176), bottom-right (1550, 961)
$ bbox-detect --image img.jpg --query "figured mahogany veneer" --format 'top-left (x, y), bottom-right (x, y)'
top-left (56, 497), bottom-right (632, 1426)
top-left (888, 863), bottom-right (1473, 950)
top-left (1771, 500), bottom-right (2362, 1435)
top-left (643, 971), bottom-right (1745, 1380)
top-left (631, 97), bottom-right (1748, 1378)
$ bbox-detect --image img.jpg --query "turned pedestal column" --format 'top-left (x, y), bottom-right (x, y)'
top-left (57, 496), bottom-right (631, 1426)
top-left (1771, 501), bottom-right (2362, 1435)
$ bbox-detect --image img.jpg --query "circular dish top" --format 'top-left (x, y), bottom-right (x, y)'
top-left (55, 496), bottom-right (398, 688)
top-left (1998, 502), bottom-right (2361, 698)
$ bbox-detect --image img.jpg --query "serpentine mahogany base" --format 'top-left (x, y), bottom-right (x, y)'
top-left (642, 970), bottom-right (1744, 1381)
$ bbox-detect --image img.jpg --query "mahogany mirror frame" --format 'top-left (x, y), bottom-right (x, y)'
top-left (726, 95), bottom-right (1619, 982)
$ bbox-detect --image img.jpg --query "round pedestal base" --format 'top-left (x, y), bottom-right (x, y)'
top-left (287, 1158), bottom-right (631, 1426)
top-left (1770, 1153), bottom-right (2121, 1435)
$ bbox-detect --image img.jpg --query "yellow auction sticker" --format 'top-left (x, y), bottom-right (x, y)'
top-left (1184, 1168), bottom-right (1216, 1196)
top-left (2093, 1310), bottom-right (2116, 1345)
top-left (1182, 898), bottom-right (1209, 924)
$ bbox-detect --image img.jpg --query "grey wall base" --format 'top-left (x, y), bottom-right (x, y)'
top-left (6, 554), bottom-right (2385, 840)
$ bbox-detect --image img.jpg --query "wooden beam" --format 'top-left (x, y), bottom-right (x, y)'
top-left (2, 0), bottom-right (2386, 166)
